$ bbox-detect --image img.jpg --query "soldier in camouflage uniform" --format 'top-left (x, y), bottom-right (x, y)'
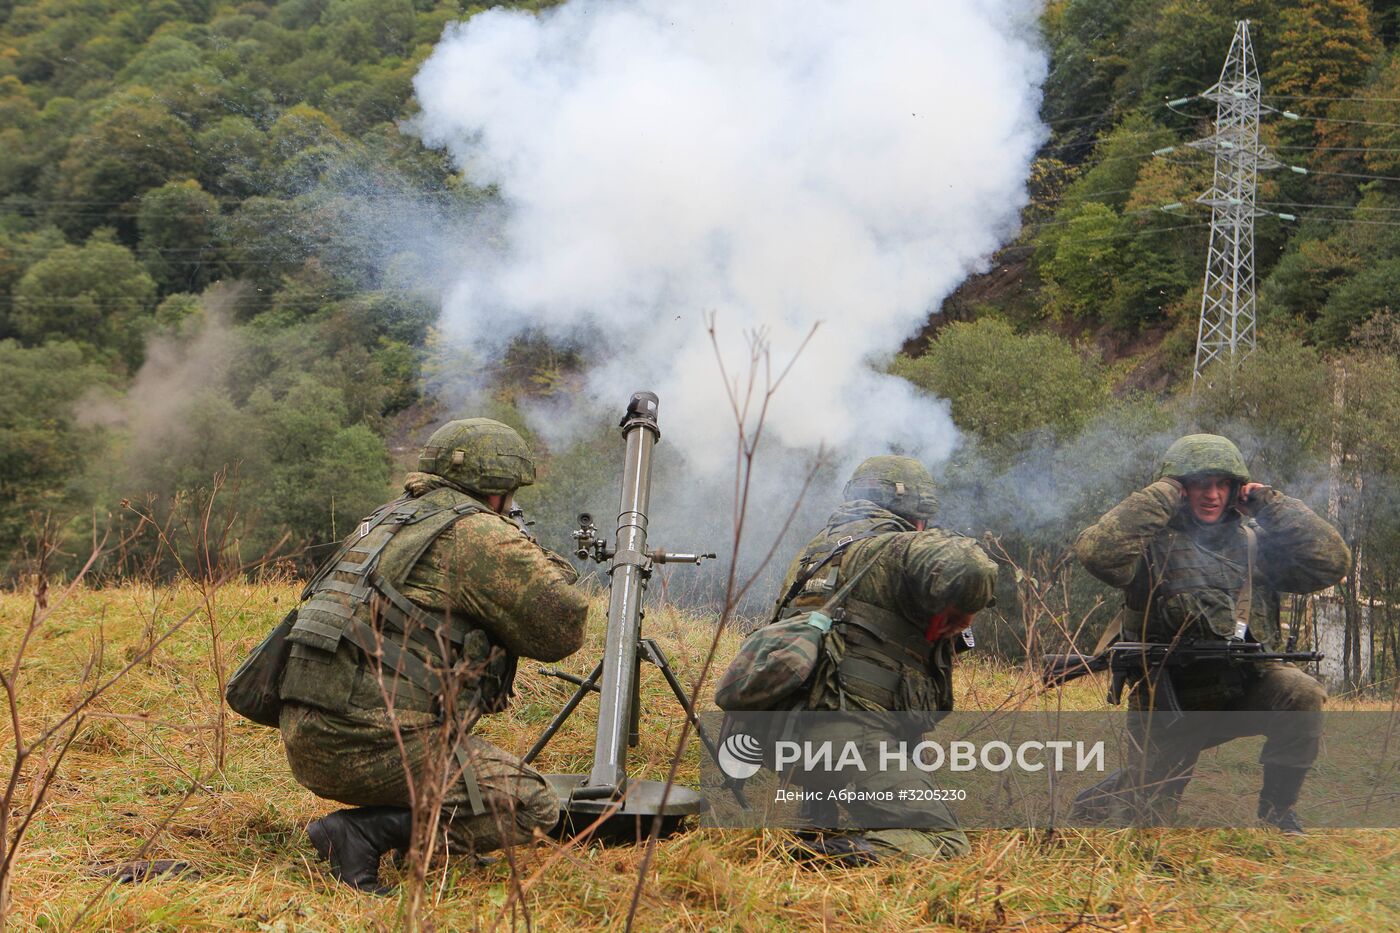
top-left (278, 419), bottom-right (589, 893)
top-left (775, 456), bottom-right (998, 865)
top-left (1073, 434), bottom-right (1349, 832)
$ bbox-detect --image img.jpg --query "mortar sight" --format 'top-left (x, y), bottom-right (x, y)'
top-left (571, 512), bottom-right (611, 562)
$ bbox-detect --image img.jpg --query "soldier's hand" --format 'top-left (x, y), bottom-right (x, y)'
top-left (1158, 476), bottom-right (1185, 500)
top-left (1237, 482), bottom-right (1267, 514)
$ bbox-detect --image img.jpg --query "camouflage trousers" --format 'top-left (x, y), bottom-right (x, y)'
top-left (788, 714), bottom-right (969, 860)
top-left (1079, 662), bottom-right (1325, 820)
top-left (280, 703), bottom-right (558, 856)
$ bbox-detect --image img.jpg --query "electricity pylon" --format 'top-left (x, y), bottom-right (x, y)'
top-left (1189, 20), bottom-right (1281, 386)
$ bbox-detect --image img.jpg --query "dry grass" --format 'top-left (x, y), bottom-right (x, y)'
top-left (1, 583), bottom-right (1397, 932)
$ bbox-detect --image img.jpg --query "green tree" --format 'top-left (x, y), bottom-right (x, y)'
top-left (117, 33), bottom-right (205, 86)
top-left (266, 104), bottom-right (347, 194)
top-left (244, 374), bottom-right (391, 553)
top-left (1265, 0), bottom-right (1380, 177)
top-left (1114, 156), bottom-right (1206, 325)
top-left (1362, 50), bottom-right (1400, 177)
top-left (0, 339), bottom-right (113, 561)
top-left (891, 318), bottom-right (1108, 458)
top-left (1035, 202), bottom-right (1121, 320)
top-left (223, 197), bottom-right (317, 294)
top-left (323, 0), bottom-right (417, 61)
top-left (15, 95), bottom-right (83, 205)
top-left (1040, 0), bottom-right (1146, 128)
top-left (0, 74), bottom-right (39, 196)
top-left (1317, 257), bottom-right (1400, 345)
top-left (55, 93), bottom-right (196, 238)
top-left (1187, 335), bottom-right (1333, 481)
top-left (0, 226), bottom-right (66, 339)
top-left (1267, 0), bottom-right (1379, 99)
top-left (11, 230), bottom-right (157, 364)
top-left (194, 115), bottom-right (268, 199)
top-left (1260, 231), bottom-right (1363, 328)
top-left (137, 179), bottom-right (223, 292)
top-left (322, 64), bottom-right (414, 134)
top-left (267, 104), bottom-right (345, 165)
top-left (1130, 1), bottom-right (1237, 113)
top-left (1056, 114), bottom-right (1175, 215)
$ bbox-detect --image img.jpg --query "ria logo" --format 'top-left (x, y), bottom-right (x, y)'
top-left (718, 732), bottom-right (764, 779)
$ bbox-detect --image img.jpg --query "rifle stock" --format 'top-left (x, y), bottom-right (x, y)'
top-left (1040, 651), bottom-right (1109, 687)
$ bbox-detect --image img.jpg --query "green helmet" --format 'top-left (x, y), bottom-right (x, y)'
top-left (418, 418), bottom-right (536, 496)
top-left (1158, 433), bottom-right (1250, 483)
top-left (843, 455), bottom-right (939, 522)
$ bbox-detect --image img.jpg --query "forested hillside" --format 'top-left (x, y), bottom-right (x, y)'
top-left (2, 0), bottom-right (1400, 683)
top-left (0, 0), bottom-right (569, 571)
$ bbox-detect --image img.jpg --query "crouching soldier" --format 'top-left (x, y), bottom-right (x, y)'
top-left (278, 419), bottom-right (590, 892)
top-left (774, 456), bottom-right (998, 865)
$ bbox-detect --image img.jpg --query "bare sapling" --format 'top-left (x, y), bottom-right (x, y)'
top-left (127, 467), bottom-right (285, 774)
top-left (0, 515), bottom-right (201, 931)
top-left (623, 319), bottom-right (823, 930)
top-left (364, 602), bottom-right (533, 931)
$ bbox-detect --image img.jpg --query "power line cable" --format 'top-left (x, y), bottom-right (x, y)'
top-left (1260, 200), bottom-right (1400, 213)
top-left (1263, 94), bottom-right (1400, 103)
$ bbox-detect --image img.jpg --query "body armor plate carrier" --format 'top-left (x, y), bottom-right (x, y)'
top-left (778, 520), bottom-right (951, 711)
top-left (288, 494), bottom-right (517, 715)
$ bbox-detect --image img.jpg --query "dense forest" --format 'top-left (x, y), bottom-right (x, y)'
top-left (2, 0), bottom-right (1400, 685)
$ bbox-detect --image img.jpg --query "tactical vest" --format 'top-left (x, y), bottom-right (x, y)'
top-left (780, 518), bottom-right (953, 713)
top-left (1126, 516), bottom-right (1281, 648)
top-left (279, 488), bottom-right (516, 718)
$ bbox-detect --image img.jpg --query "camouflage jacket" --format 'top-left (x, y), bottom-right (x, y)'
top-left (1074, 479), bottom-right (1350, 650)
top-left (779, 501), bottom-right (998, 713)
top-left (279, 473), bottom-right (590, 716)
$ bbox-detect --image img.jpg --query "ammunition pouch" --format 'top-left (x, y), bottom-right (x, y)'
top-left (781, 532), bottom-right (955, 715)
top-left (840, 599), bottom-right (937, 668)
top-left (1134, 522), bottom-right (1274, 646)
top-left (830, 597), bottom-right (950, 712)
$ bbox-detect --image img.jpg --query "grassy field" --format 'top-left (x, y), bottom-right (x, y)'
top-left (2, 581), bottom-right (1397, 931)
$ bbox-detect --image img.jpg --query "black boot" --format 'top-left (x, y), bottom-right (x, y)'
top-left (306, 806), bottom-right (413, 894)
top-left (1258, 765), bottom-right (1309, 835)
top-left (1070, 770), bottom-right (1125, 824)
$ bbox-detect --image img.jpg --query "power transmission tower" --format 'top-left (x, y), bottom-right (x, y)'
top-left (1189, 20), bottom-right (1281, 386)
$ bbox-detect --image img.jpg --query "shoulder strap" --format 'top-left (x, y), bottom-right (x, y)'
top-left (294, 497), bottom-right (485, 647)
top-left (817, 551), bottom-right (881, 615)
top-left (374, 498), bottom-right (485, 589)
top-left (1232, 524), bottom-right (1257, 640)
top-left (300, 496), bottom-right (409, 600)
top-left (773, 525), bottom-right (896, 621)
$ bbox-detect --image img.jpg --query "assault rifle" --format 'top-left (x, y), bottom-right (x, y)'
top-left (1041, 641), bottom-right (1324, 724)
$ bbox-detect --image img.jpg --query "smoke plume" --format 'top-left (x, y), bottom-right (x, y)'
top-left (413, 0), bottom-right (1046, 466)
top-left (410, 1), bottom-right (1047, 603)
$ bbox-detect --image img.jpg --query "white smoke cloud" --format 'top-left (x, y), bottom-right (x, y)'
top-left (412, 0), bottom-right (1048, 476)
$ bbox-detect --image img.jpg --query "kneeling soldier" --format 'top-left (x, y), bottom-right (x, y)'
top-left (776, 456), bottom-right (998, 864)
top-left (278, 419), bottom-right (589, 892)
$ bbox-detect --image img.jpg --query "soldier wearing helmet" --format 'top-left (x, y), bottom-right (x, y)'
top-left (1073, 433), bottom-right (1349, 833)
top-left (278, 418), bottom-right (589, 893)
top-left (772, 455), bottom-right (998, 865)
